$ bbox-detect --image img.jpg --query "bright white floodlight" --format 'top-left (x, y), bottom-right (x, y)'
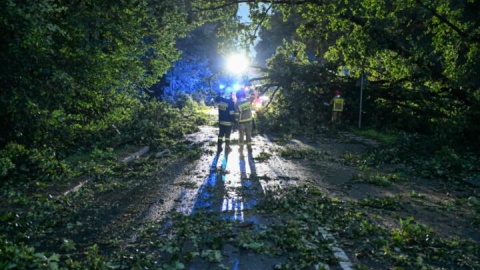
top-left (226, 53), bottom-right (249, 74)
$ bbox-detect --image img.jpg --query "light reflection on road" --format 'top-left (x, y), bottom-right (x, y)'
top-left (192, 145), bottom-right (260, 222)
top-left (175, 128), bottom-right (298, 218)
top-left (174, 124), bottom-right (353, 269)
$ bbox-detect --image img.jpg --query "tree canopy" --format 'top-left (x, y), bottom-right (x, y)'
top-left (221, 0), bottom-right (479, 149)
top-left (1, 0), bottom-right (479, 183)
top-left (0, 0), bottom-right (189, 150)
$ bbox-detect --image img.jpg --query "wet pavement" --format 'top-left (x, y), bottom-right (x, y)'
top-left (175, 127), bottom-right (299, 219)
top-left (160, 121), bottom-right (353, 270)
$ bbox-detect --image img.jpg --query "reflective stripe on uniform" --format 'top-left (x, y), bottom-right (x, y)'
top-left (219, 121), bottom-right (233, 126)
top-left (238, 117), bottom-right (252, 123)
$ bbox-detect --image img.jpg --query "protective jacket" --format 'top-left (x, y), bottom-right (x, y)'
top-left (215, 96), bottom-right (235, 126)
top-left (235, 97), bottom-right (254, 123)
top-left (332, 97), bottom-right (345, 112)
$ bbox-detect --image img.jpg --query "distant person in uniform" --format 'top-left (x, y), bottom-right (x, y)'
top-left (214, 88), bottom-right (235, 153)
top-left (331, 90), bottom-right (344, 123)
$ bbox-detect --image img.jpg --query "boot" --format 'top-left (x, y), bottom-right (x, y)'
top-left (217, 139), bottom-right (223, 152)
top-left (225, 142), bottom-right (231, 153)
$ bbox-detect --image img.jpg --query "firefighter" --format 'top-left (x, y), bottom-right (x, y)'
top-left (214, 88), bottom-right (235, 153)
top-left (235, 87), bottom-right (258, 156)
top-left (331, 90), bottom-right (345, 123)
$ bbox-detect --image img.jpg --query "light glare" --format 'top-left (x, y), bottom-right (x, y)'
top-left (226, 54), bottom-right (249, 74)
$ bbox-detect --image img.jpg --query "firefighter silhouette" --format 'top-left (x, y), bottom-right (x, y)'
top-left (331, 90), bottom-right (344, 123)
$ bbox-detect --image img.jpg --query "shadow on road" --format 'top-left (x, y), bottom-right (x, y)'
top-left (191, 145), bottom-right (265, 224)
top-left (192, 150), bottom-right (230, 214)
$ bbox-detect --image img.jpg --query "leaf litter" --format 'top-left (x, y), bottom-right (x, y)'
top-left (1, 123), bottom-right (479, 269)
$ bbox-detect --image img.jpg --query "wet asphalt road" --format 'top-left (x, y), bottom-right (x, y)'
top-left (151, 108), bottom-right (353, 269)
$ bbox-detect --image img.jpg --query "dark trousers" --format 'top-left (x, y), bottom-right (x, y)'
top-left (218, 123), bottom-right (233, 146)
